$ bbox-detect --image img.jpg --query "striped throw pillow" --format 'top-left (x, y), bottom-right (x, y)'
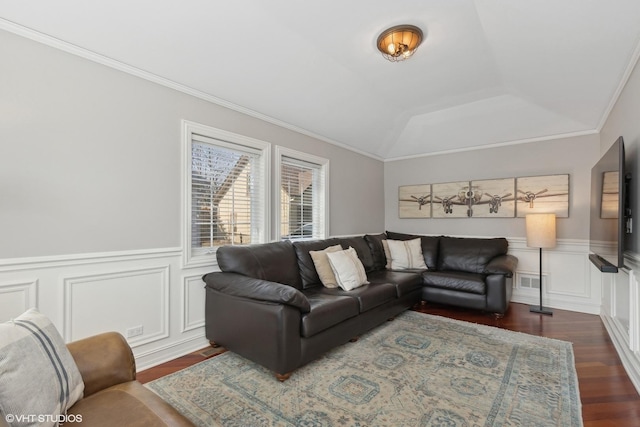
top-left (326, 247), bottom-right (369, 291)
top-left (386, 238), bottom-right (428, 270)
top-left (0, 308), bottom-right (84, 427)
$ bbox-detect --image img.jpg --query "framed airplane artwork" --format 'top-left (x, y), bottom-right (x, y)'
top-left (398, 184), bottom-right (431, 218)
top-left (516, 174), bottom-right (569, 217)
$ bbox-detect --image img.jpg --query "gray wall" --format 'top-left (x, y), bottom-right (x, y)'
top-left (384, 135), bottom-right (600, 240)
top-left (600, 55), bottom-right (640, 255)
top-left (0, 30), bottom-right (384, 259)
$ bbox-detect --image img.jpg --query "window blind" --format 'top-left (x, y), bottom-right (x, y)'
top-left (279, 155), bottom-right (325, 240)
top-left (191, 136), bottom-right (264, 254)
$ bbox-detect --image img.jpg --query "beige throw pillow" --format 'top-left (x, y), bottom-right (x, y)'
top-left (381, 239), bottom-right (392, 269)
top-left (310, 244), bottom-right (343, 288)
top-left (386, 238), bottom-right (427, 270)
top-left (326, 247), bottom-right (369, 291)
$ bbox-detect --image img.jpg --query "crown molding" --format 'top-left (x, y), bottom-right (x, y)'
top-left (596, 33), bottom-right (640, 132)
top-left (383, 129), bottom-right (599, 162)
top-left (0, 19), bottom-right (384, 162)
top-left (4, 17), bottom-right (638, 164)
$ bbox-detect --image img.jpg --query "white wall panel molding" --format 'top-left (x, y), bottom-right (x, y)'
top-left (0, 247), bottom-right (210, 371)
top-left (507, 238), bottom-right (599, 314)
top-left (0, 247), bottom-right (181, 272)
top-left (62, 265), bottom-right (170, 346)
top-left (0, 279), bottom-right (38, 320)
top-left (181, 274), bottom-right (207, 333)
top-left (629, 268), bottom-right (639, 353)
top-left (598, 252), bottom-right (640, 394)
top-left (602, 312), bottom-right (640, 395)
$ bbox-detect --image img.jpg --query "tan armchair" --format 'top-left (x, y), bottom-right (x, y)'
top-left (65, 332), bottom-right (193, 427)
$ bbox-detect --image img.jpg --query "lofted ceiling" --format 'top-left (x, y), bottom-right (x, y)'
top-left (2, 0), bottom-right (640, 160)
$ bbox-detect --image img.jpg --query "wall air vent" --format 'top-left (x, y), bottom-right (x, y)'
top-left (518, 273), bottom-right (541, 290)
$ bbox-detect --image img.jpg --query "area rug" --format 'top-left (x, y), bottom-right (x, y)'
top-left (147, 311), bottom-right (583, 426)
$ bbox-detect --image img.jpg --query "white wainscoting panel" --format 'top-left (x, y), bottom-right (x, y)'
top-left (62, 266), bottom-right (170, 345)
top-left (508, 238), bottom-right (599, 314)
top-left (0, 239), bottom-right (622, 375)
top-left (0, 279), bottom-right (38, 321)
top-left (599, 252), bottom-right (640, 395)
top-left (0, 247), bottom-right (211, 371)
top-left (182, 274), bottom-right (207, 333)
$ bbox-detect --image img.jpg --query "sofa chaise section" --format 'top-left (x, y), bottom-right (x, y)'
top-left (421, 236), bottom-right (517, 314)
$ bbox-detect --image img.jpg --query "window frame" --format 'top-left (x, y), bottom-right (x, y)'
top-left (182, 120), bottom-right (271, 268)
top-left (274, 146), bottom-right (329, 242)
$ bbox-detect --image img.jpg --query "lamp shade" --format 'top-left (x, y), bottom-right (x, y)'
top-left (525, 213), bottom-right (557, 249)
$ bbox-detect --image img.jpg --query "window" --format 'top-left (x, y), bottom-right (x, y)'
top-left (276, 146), bottom-right (329, 241)
top-left (183, 121), bottom-right (270, 267)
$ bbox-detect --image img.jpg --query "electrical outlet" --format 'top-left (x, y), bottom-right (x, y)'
top-left (126, 325), bottom-right (143, 338)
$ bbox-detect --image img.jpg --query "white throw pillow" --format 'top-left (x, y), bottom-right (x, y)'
top-left (0, 308), bottom-right (84, 427)
top-left (309, 244), bottom-right (343, 288)
top-left (326, 247), bottom-right (369, 291)
top-left (386, 238), bottom-right (428, 270)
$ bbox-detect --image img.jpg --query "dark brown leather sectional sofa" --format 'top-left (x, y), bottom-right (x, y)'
top-left (202, 232), bottom-right (517, 380)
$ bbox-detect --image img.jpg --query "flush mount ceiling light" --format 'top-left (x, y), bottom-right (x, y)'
top-left (376, 25), bottom-right (424, 62)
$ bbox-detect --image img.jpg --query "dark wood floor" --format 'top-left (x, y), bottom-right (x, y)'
top-left (138, 302), bottom-right (640, 426)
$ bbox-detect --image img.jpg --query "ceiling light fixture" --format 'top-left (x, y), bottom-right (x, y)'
top-left (376, 25), bottom-right (423, 62)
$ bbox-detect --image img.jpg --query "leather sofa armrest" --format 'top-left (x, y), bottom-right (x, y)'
top-left (203, 272), bottom-right (311, 313)
top-left (484, 254), bottom-right (518, 277)
top-left (66, 332), bottom-right (136, 398)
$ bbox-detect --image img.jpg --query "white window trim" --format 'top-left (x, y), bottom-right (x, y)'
top-left (274, 145), bottom-right (329, 241)
top-left (182, 120), bottom-right (271, 268)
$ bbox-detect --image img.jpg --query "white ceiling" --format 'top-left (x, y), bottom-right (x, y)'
top-left (2, 0), bottom-right (640, 160)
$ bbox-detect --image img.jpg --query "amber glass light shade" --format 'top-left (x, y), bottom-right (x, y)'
top-left (376, 25), bottom-right (423, 62)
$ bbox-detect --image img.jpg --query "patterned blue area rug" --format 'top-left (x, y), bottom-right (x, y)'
top-left (147, 311), bottom-right (583, 426)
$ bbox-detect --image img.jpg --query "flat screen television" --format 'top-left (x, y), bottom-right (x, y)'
top-left (588, 136), bottom-right (631, 272)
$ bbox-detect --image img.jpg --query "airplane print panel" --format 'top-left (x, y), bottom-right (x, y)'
top-left (470, 178), bottom-right (516, 217)
top-left (398, 184), bottom-right (431, 218)
top-left (432, 181), bottom-right (471, 218)
top-left (516, 174), bottom-right (569, 218)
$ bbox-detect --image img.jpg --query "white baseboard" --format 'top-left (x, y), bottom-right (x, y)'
top-left (509, 294), bottom-right (601, 315)
top-left (600, 313), bottom-right (640, 395)
top-left (134, 333), bottom-right (210, 372)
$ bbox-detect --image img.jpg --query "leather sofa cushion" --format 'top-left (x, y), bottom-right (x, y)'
top-left (366, 270), bottom-right (423, 297)
top-left (385, 231), bottom-right (440, 269)
top-left (364, 233), bottom-right (387, 271)
top-left (67, 381), bottom-right (194, 426)
top-left (338, 236), bottom-right (375, 272)
top-left (203, 272), bottom-right (311, 312)
top-left (300, 290), bottom-right (360, 337)
top-left (293, 239), bottom-right (342, 289)
top-left (316, 283), bottom-right (397, 312)
top-left (216, 241), bottom-right (303, 289)
top-left (437, 237), bottom-right (508, 274)
top-left (423, 270), bottom-right (486, 294)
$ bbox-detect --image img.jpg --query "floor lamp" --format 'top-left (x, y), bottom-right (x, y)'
top-left (526, 213), bottom-right (556, 315)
